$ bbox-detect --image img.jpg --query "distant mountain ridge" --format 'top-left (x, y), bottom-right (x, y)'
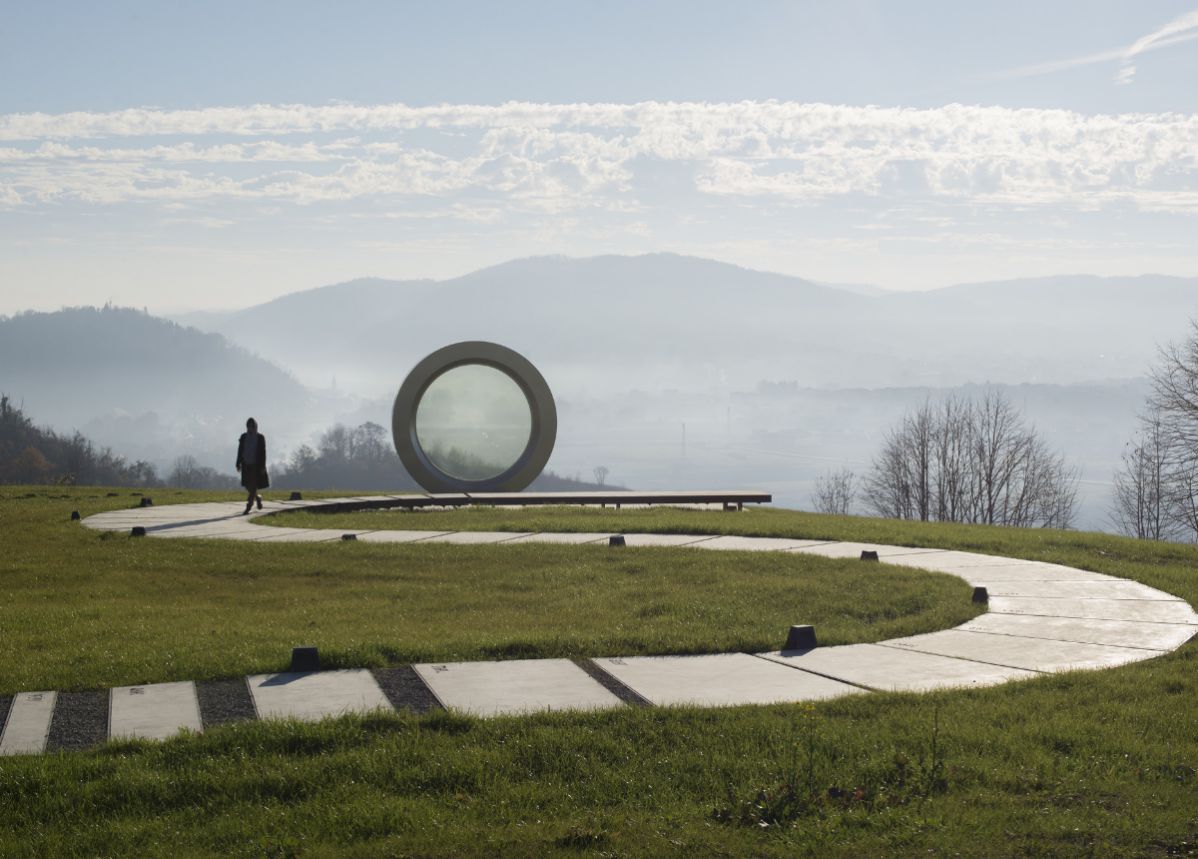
top-left (0, 306), bottom-right (326, 471)
top-left (172, 254), bottom-right (1198, 398)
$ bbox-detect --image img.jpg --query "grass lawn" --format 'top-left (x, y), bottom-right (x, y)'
top-left (2, 488), bottom-right (1198, 856)
top-left (0, 489), bottom-right (978, 692)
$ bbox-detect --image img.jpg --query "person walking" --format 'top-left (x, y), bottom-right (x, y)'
top-left (236, 417), bottom-right (269, 514)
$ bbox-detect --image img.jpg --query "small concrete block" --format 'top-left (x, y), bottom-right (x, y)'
top-left (139, 497), bottom-right (154, 507)
top-left (130, 526), bottom-right (146, 537)
top-left (291, 646), bottom-right (320, 672)
top-left (290, 491), bottom-right (303, 501)
top-left (784, 625), bottom-right (817, 651)
top-left (341, 533), bottom-right (358, 541)
top-left (247, 669), bottom-right (392, 722)
top-left (972, 586), bottom-right (989, 604)
top-left (414, 659), bottom-right (623, 717)
top-left (884, 630), bottom-right (1158, 672)
top-left (860, 550), bottom-right (880, 561)
top-left (609, 535), bottom-right (626, 547)
top-left (593, 653), bottom-right (863, 707)
top-left (759, 643), bottom-right (1039, 692)
top-left (109, 681), bottom-right (202, 741)
top-left (0, 691), bottom-right (57, 756)
top-left (960, 613), bottom-right (1198, 651)
top-left (70, 510), bottom-right (80, 521)
top-left (989, 596), bottom-right (1198, 625)
top-left (421, 531), bottom-right (534, 545)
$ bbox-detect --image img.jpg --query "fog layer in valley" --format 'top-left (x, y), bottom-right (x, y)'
top-left (4, 254), bottom-right (1193, 531)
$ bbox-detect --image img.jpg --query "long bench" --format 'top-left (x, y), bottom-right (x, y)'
top-left (305, 490), bottom-right (773, 515)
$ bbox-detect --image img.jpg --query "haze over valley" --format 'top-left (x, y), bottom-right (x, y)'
top-left (3, 253), bottom-right (1191, 529)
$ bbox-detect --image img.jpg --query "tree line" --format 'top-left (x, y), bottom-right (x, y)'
top-left (813, 390), bottom-right (1077, 529)
top-left (0, 395), bottom-right (159, 487)
top-left (1110, 322), bottom-right (1198, 541)
top-left (815, 320), bottom-right (1198, 544)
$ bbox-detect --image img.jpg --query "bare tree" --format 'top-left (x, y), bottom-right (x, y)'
top-left (593, 465), bottom-right (609, 486)
top-left (1110, 412), bottom-right (1170, 539)
top-left (168, 454), bottom-right (235, 490)
top-left (864, 391), bottom-right (1077, 528)
top-left (812, 467), bottom-right (856, 515)
top-left (169, 455), bottom-right (201, 488)
top-left (1141, 323), bottom-right (1198, 542)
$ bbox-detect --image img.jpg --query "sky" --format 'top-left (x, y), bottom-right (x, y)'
top-left (2, 0), bottom-right (1198, 313)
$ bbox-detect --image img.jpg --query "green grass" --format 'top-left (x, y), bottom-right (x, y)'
top-left (273, 502), bottom-right (1198, 607)
top-left (0, 488), bottom-right (979, 692)
top-left (3, 488), bottom-right (1198, 857)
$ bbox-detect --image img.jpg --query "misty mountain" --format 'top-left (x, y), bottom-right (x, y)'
top-left (0, 306), bottom-right (323, 470)
top-left (176, 255), bottom-right (1198, 400)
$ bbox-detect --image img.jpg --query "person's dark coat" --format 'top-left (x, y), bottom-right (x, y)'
top-left (236, 433), bottom-right (270, 489)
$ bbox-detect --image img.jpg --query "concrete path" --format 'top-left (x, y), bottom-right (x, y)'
top-left (3, 496), bottom-right (1192, 756)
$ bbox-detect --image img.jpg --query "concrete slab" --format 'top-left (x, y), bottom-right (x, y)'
top-left (414, 659), bottom-right (622, 716)
top-left (989, 596), bottom-right (1198, 624)
top-left (899, 550), bottom-right (1048, 567)
top-left (883, 629), bottom-right (1159, 672)
top-left (218, 526), bottom-right (320, 541)
top-left (688, 535), bottom-right (833, 552)
top-left (985, 580), bottom-right (1183, 600)
top-left (420, 531), bottom-right (534, 545)
top-left (882, 556), bottom-right (1116, 582)
top-left (247, 670), bottom-right (392, 721)
top-left (243, 529), bottom-right (350, 543)
top-left (791, 542), bottom-right (947, 560)
top-left (960, 612), bottom-right (1198, 651)
top-left (109, 681), bottom-right (202, 741)
top-left (215, 526), bottom-right (329, 541)
top-left (0, 691), bottom-right (57, 756)
top-left (502, 532), bottom-right (613, 545)
top-left (593, 653), bottom-right (863, 707)
top-left (616, 534), bottom-right (720, 548)
top-left (356, 530), bottom-right (455, 544)
top-left (758, 643), bottom-right (1039, 691)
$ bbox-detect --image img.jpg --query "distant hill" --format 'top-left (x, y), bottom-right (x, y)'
top-left (0, 306), bottom-right (320, 470)
top-left (0, 306), bottom-right (311, 424)
top-left (176, 254), bottom-right (1198, 398)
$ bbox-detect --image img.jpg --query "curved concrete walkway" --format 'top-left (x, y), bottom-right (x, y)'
top-left (3, 497), bottom-right (1195, 756)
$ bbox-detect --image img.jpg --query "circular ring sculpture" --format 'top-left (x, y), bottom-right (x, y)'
top-left (391, 341), bottom-right (557, 493)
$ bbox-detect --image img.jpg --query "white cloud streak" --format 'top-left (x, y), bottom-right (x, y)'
top-left (0, 100), bottom-right (1196, 214)
top-left (1000, 7), bottom-right (1198, 84)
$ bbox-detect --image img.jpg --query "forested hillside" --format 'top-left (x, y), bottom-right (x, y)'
top-left (0, 395), bottom-right (157, 486)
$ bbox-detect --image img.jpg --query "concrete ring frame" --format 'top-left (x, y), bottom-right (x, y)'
top-left (391, 341), bottom-right (557, 493)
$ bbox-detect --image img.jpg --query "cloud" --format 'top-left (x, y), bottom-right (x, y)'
top-left (1119, 9), bottom-right (1198, 84)
top-left (0, 101), bottom-right (1196, 215)
top-left (1000, 8), bottom-right (1198, 84)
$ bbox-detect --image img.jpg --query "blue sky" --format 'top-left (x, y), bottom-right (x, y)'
top-left (3, 1), bottom-right (1198, 311)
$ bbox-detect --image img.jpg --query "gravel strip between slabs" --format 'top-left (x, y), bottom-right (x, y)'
top-left (372, 667), bottom-right (442, 714)
top-left (0, 694), bottom-right (12, 740)
top-left (46, 691), bottom-right (108, 751)
top-left (576, 659), bottom-right (651, 707)
top-left (197, 679), bottom-right (258, 728)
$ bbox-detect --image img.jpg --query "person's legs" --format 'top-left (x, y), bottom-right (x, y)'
top-left (243, 470), bottom-right (259, 514)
